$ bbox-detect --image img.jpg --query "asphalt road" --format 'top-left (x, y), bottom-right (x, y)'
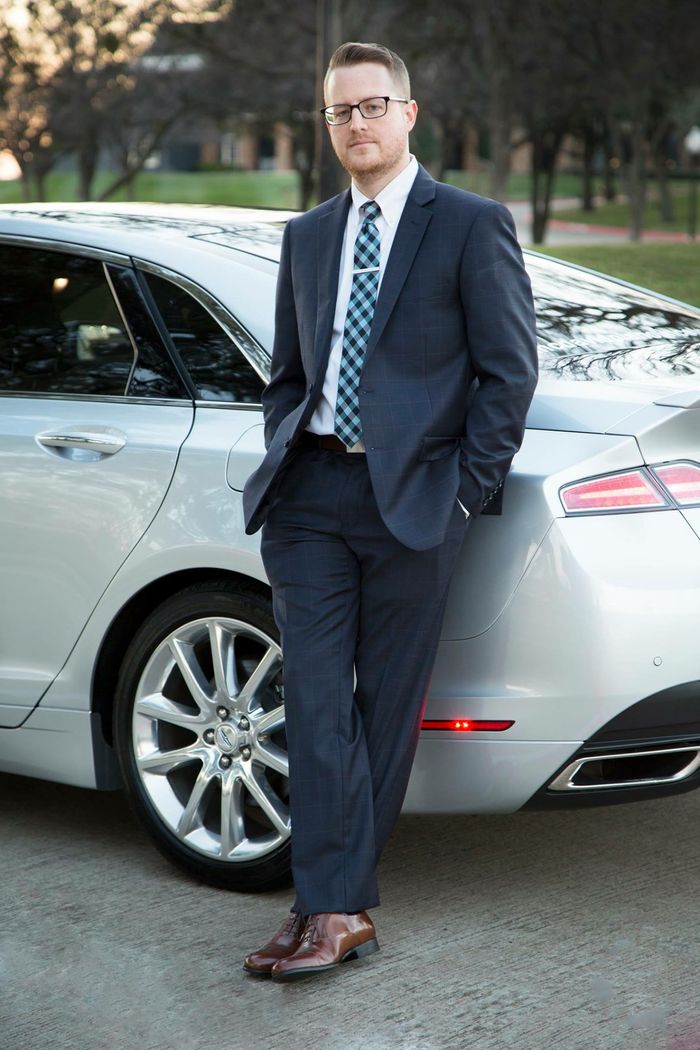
top-left (2, 772), bottom-right (700, 1050)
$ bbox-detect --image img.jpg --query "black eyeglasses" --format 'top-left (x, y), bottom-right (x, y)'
top-left (320, 96), bottom-right (409, 126)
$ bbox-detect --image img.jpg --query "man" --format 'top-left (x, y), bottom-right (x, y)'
top-left (242, 41), bottom-right (538, 982)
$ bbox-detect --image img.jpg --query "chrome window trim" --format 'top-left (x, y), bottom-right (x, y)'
top-left (0, 391), bottom-right (191, 407)
top-left (134, 257), bottom-right (271, 385)
top-left (194, 400), bottom-right (263, 410)
top-left (0, 233), bottom-right (131, 267)
top-left (102, 261), bottom-right (138, 394)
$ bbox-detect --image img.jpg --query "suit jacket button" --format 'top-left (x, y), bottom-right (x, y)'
top-left (283, 439), bottom-right (291, 447)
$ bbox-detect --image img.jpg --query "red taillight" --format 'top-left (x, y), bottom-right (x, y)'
top-left (421, 719), bottom-right (514, 732)
top-left (560, 469), bottom-right (668, 513)
top-left (651, 462), bottom-right (700, 506)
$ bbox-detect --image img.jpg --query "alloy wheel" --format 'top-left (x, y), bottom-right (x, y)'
top-left (132, 617), bottom-right (288, 863)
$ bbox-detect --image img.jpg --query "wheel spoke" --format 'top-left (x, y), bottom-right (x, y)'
top-left (137, 744), bottom-right (205, 775)
top-left (220, 771), bottom-right (246, 856)
top-left (208, 621), bottom-right (239, 701)
top-left (135, 692), bottom-right (208, 729)
top-left (168, 637), bottom-right (213, 713)
top-left (242, 766), bottom-right (290, 835)
top-left (237, 646), bottom-right (280, 712)
top-left (177, 765), bottom-right (214, 838)
top-left (252, 704), bottom-right (285, 736)
top-left (254, 740), bottom-right (289, 777)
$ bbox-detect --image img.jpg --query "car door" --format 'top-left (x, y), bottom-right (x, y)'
top-left (0, 242), bottom-right (194, 726)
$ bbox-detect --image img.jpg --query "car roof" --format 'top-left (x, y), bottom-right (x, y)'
top-left (0, 201), bottom-right (293, 263)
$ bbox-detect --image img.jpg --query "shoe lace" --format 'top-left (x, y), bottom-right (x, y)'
top-left (300, 914), bottom-right (319, 946)
top-left (280, 912), bottom-right (301, 936)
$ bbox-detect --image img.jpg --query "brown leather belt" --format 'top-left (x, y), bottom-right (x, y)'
top-left (297, 431), bottom-right (365, 453)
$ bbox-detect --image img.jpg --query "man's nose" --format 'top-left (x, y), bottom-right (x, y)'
top-left (349, 105), bottom-right (368, 130)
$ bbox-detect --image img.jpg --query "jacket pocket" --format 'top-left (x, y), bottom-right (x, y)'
top-left (419, 436), bottom-right (461, 461)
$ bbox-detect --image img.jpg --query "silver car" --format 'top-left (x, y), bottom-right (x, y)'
top-left (2, 202), bottom-right (700, 892)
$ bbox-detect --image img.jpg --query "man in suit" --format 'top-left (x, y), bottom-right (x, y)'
top-left (242, 41), bottom-right (538, 982)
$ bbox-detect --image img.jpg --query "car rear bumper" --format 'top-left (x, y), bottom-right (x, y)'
top-left (407, 510), bottom-right (700, 813)
top-left (403, 737), bottom-right (580, 813)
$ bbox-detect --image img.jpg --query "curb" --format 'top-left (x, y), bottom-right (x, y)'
top-left (548, 218), bottom-right (693, 244)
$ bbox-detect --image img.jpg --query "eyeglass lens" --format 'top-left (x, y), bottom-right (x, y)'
top-left (326, 97), bottom-right (388, 124)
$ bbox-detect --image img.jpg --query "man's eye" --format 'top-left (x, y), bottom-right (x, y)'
top-left (364, 102), bottom-right (383, 116)
top-left (333, 107), bottom-right (350, 121)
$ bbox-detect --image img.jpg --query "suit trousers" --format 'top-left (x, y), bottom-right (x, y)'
top-left (260, 444), bottom-right (468, 915)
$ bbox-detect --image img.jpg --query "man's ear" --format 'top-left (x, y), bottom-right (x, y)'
top-left (406, 100), bottom-right (418, 132)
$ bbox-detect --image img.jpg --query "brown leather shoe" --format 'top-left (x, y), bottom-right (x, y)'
top-left (270, 912), bottom-right (379, 981)
top-left (242, 910), bottom-right (306, 976)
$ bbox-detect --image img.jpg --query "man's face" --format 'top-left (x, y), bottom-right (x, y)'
top-left (324, 62), bottom-right (417, 184)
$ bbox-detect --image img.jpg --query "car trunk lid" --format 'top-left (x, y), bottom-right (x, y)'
top-left (527, 370), bottom-right (700, 434)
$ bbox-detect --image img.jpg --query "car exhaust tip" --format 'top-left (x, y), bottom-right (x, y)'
top-left (548, 743), bottom-right (700, 792)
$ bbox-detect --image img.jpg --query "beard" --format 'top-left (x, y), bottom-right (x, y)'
top-left (335, 134), bottom-right (407, 183)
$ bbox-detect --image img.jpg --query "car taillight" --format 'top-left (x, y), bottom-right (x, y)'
top-left (560, 469), bottom-right (669, 513)
top-left (421, 719), bottom-right (514, 732)
top-left (651, 462), bottom-right (700, 506)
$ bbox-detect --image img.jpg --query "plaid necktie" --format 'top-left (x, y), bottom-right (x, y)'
top-left (334, 200), bottom-right (381, 448)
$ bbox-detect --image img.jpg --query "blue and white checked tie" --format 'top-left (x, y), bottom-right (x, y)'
top-left (334, 200), bottom-right (381, 448)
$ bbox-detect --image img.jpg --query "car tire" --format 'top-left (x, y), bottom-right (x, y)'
top-left (114, 580), bottom-right (291, 892)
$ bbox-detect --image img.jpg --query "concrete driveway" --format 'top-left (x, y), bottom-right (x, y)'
top-left (1, 772), bottom-right (699, 1050)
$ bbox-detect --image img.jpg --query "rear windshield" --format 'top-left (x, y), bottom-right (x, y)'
top-left (529, 257), bottom-right (700, 381)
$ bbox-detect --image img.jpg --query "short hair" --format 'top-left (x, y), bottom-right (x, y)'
top-left (324, 42), bottom-right (411, 100)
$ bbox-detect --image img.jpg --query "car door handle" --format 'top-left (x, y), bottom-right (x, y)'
top-left (36, 430), bottom-right (127, 456)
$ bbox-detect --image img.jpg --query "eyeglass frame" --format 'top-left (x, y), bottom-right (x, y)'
top-left (320, 95), bottom-right (410, 126)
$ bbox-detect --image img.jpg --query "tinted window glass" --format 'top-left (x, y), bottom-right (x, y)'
top-left (106, 266), bottom-right (187, 400)
top-left (530, 258), bottom-right (700, 381)
top-left (0, 246), bottom-right (135, 395)
top-left (144, 272), bottom-right (264, 403)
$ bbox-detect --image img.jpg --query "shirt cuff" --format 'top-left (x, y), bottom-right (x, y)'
top-left (456, 498), bottom-right (470, 518)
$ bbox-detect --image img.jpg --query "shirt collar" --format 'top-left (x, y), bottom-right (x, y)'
top-left (350, 154), bottom-right (419, 228)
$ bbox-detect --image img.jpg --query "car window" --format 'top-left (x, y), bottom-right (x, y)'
top-left (144, 272), bottom-right (265, 403)
top-left (0, 246), bottom-right (135, 395)
top-left (530, 259), bottom-right (700, 381)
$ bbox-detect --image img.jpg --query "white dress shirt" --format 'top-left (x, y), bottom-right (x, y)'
top-left (305, 154), bottom-right (469, 520)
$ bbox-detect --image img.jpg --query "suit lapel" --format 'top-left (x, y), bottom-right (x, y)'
top-left (314, 189), bottom-right (351, 380)
top-left (362, 164), bottom-right (436, 365)
top-left (310, 164), bottom-right (436, 377)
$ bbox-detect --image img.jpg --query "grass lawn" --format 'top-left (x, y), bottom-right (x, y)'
top-left (444, 170), bottom-right (596, 201)
top-left (3, 168), bottom-right (697, 230)
top-left (0, 168), bottom-right (615, 209)
top-left (531, 243), bottom-right (700, 309)
top-left (554, 183), bottom-right (699, 234)
top-left (0, 170), bottom-right (302, 208)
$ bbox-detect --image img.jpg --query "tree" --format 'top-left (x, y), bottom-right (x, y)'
top-left (0, 0), bottom-right (228, 200)
top-left (564, 0), bottom-right (700, 239)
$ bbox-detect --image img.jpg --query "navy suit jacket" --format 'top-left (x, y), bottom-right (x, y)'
top-left (242, 163), bottom-right (539, 551)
